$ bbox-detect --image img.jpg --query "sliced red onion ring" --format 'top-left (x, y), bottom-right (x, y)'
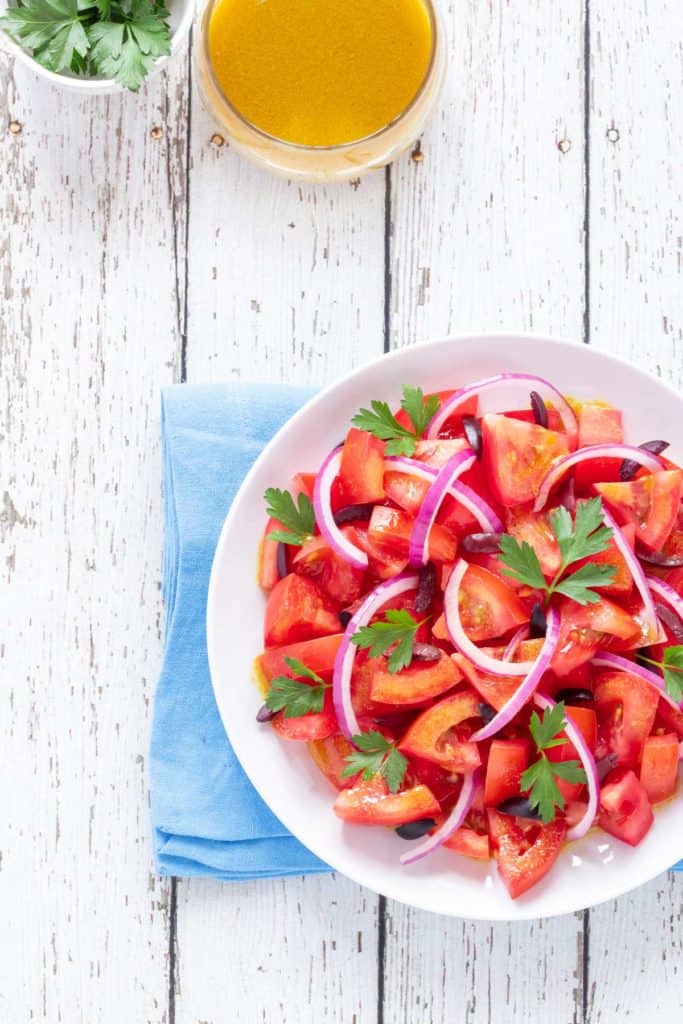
top-left (467, 608), bottom-right (560, 741)
top-left (313, 448), bottom-right (368, 570)
top-left (384, 455), bottom-right (503, 533)
top-left (601, 507), bottom-right (658, 641)
top-left (444, 559), bottom-right (534, 676)
top-left (332, 573), bottom-right (420, 738)
top-left (425, 373), bottom-right (579, 445)
top-left (654, 602), bottom-right (683, 643)
top-left (533, 444), bottom-right (665, 512)
top-left (591, 651), bottom-right (683, 712)
top-left (502, 624), bottom-right (530, 661)
top-left (533, 692), bottom-right (599, 841)
top-left (646, 575), bottom-right (683, 632)
top-left (408, 450), bottom-right (477, 566)
top-left (399, 769), bottom-right (480, 866)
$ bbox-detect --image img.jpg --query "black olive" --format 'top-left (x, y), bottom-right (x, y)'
top-left (462, 415), bottom-right (483, 459)
top-left (596, 752), bottom-right (618, 782)
top-left (256, 704), bottom-right (276, 723)
top-left (412, 642), bottom-right (441, 662)
top-left (276, 542), bottom-right (289, 579)
top-left (554, 687), bottom-right (594, 704)
top-left (333, 503), bottom-right (375, 525)
top-left (620, 440), bottom-right (669, 481)
top-left (460, 532), bottom-right (503, 554)
top-left (395, 817), bottom-right (437, 840)
top-left (497, 797), bottom-right (542, 821)
top-left (338, 610), bottom-right (352, 629)
top-left (529, 602), bottom-right (547, 639)
top-left (477, 702), bottom-right (497, 724)
top-left (414, 562), bottom-right (436, 614)
top-left (653, 603), bottom-right (683, 643)
top-left (530, 390), bottom-right (548, 428)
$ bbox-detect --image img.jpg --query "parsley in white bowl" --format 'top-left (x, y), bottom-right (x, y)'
top-left (0, 0), bottom-right (194, 93)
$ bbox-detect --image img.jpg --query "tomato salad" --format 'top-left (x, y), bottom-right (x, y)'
top-left (254, 374), bottom-right (683, 899)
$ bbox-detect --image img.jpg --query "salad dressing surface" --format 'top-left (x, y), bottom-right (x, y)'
top-left (207, 0), bottom-right (433, 147)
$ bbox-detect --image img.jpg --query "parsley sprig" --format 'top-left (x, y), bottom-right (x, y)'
top-left (264, 657), bottom-right (329, 718)
top-left (342, 731), bottom-right (408, 793)
top-left (351, 608), bottom-right (425, 673)
top-left (638, 645), bottom-right (683, 703)
top-left (498, 497), bottom-right (616, 606)
top-left (351, 385), bottom-right (440, 456)
top-left (0, 0), bottom-right (171, 91)
top-left (264, 487), bottom-right (316, 546)
top-left (520, 702), bottom-right (587, 823)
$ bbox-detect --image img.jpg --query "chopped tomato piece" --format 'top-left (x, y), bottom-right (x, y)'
top-left (340, 428), bottom-right (385, 503)
top-left (333, 777), bottom-right (440, 826)
top-left (258, 516), bottom-right (284, 590)
top-left (569, 523), bottom-right (636, 596)
top-left (574, 403), bottom-right (624, 489)
top-left (367, 505), bottom-right (456, 563)
top-left (487, 810), bottom-right (566, 898)
top-left (594, 670), bottom-right (659, 766)
top-left (505, 508), bottom-right (561, 577)
top-left (504, 407), bottom-right (563, 432)
top-left (443, 826), bottom-right (490, 860)
top-left (308, 734), bottom-right (358, 789)
top-left (453, 640), bottom-right (545, 711)
top-left (292, 531), bottom-right (365, 605)
top-left (264, 574), bottom-right (340, 647)
top-left (457, 563), bottom-right (529, 643)
top-left (595, 469), bottom-right (683, 552)
top-left (407, 758), bottom-right (462, 806)
top-left (291, 472), bottom-right (316, 498)
top-left (398, 689), bottom-right (483, 771)
top-left (546, 707), bottom-right (596, 800)
top-left (481, 414), bottom-right (570, 507)
top-left (639, 733), bottom-right (679, 804)
top-left (551, 597), bottom-right (640, 676)
top-left (598, 768), bottom-right (654, 845)
top-left (369, 652), bottom-right (462, 705)
top-left (256, 634), bottom-right (343, 684)
top-left (483, 738), bottom-right (530, 806)
top-left (271, 688), bottom-right (338, 741)
top-left (384, 470), bottom-right (430, 515)
top-left (351, 524), bottom-right (409, 580)
top-left (656, 698), bottom-right (683, 739)
top-left (414, 437), bottom-right (469, 468)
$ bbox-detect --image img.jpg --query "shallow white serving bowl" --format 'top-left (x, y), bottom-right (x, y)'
top-left (0, 0), bottom-right (194, 94)
top-left (207, 334), bottom-right (683, 921)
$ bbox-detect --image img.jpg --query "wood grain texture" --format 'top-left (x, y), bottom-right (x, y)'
top-left (0, 55), bottom-right (189, 1021)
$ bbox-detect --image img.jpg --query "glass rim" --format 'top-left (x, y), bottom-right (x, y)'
top-left (200, 0), bottom-right (440, 152)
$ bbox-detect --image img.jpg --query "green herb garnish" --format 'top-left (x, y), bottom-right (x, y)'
top-left (520, 702), bottom-right (587, 823)
top-left (351, 385), bottom-right (440, 456)
top-left (342, 730), bottom-right (409, 793)
top-left (264, 657), bottom-right (329, 718)
top-left (264, 487), bottom-right (316, 546)
top-left (351, 608), bottom-right (425, 673)
top-left (638, 645), bottom-right (683, 704)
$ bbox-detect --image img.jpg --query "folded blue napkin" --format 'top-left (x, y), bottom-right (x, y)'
top-left (150, 381), bottom-right (329, 879)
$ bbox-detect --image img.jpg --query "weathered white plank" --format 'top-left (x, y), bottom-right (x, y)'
top-left (0, 54), bottom-right (189, 1020)
top-left (384, 2), bottom-right (586, 1018)
top-left (174, 73), bottom-right (386, 1022)
top-left (587, 3), bottom-right (683, 1019)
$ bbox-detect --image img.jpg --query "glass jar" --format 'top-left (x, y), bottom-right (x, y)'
top-left (194, 0), bottom-right (446, 183)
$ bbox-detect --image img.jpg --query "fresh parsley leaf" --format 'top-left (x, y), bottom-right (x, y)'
top-left (342, 730), bottom-right (409, 793)
top-left (281, 656), bottom-right (324, 684)
top-left (351, 385), bottom-right (441, 457)
top-left (522, 702), bottom-right (587, 823)
top-left (400, 385), bottom-right (441, 439)
top-left (528, 702), bottom-right (569, 751)
top-left (549, 497), bottom-right (613, 563)
top-left (553, 563), bottom-right (618, 604)
top-left (88, 0), bottom-right (171, 91)
top-left (641, 645), bottom-right (683, 703)
top-left (497, 534), bottom-right (547, 591)
top-left (0, 0), bottom-right (89, 74)
top-left (351, 608), bottom-right (424, 673)
top-left (264, 658), bottom-right (328, 718)
top-left (264, 487), bottom-right (316, 546)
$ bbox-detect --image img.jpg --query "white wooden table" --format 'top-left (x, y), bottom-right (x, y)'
top-left (2, 3), bottom-right (683, 1020)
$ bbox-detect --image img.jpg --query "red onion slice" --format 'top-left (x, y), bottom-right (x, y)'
top-left (399, 769), bottom-right (480, 865)
top-left (646, 575), bottom-right (683, 633)
top-left (533, 444), bottom-right (665, 513)
top-left (444, 559), bottom-right (534, 677)
top-left (468, 607), bottom-right (560, 741)
top-left (533, 692), bottom-right (599, 841)
top-left (408, 450), bottom-right (477, 566)
top-left (384, 456), bottom-right (503, 532)
top-left (313, 448), bottom-right (368, 570)
top-left (424, 373), bottom-right (579, 446)
top-left (332, 573), bottom-right (420, 738)
top-left (591, 651), bottom-right (683, 712)
top-left (502, 624), bottom-right (531, 661)
top-left (601, 507), bottom-right (658, 640)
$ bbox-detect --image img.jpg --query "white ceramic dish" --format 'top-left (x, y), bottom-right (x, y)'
top-left (207, 334), bottom-right (683, 920)
top-left (0, 0), bottom-right (194, 94)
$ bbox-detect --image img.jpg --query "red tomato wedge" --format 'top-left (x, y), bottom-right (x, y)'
top-left (505, 508), bottom-right (561, 577)
top-left (546, 706), bottom-right (596, 800)
top-left (333, 777), bottom-right (440, 826)
top-left (369, 652), bottom-right (462, 706)
top-left (595, 469), bottom-right (683, 552)
top-left (414, 437), bottom-right (470, 468)
top-left (340, 428), bottom-right (385, 504)
top-left (272, 688), bottom-right (338, 741)
top-left (551, 597), bottom-right (640, 676)
top-left (453, 640), bottom-right (545, 711)
top-left (367, 506), bottom-right (457, 563)
top-left (257, 634), bottom-right (343, 683)
top-left (443, 825), bottom-right (490, 860)
top-left (594, 670), bottom-right (659, 767)
top-left (384, 470), bottom-right (430, 515)
top-left (308, 734), bottom-right (358, 790)
top-left (398, 689), bottom-right (483, 771)
top-left (258, 516), bottom-right (284, 590)
top-left (483, 738), bottom-right (530, 806)
top-left (639, 733), bottom-right (679, 804)
top-left (351, 524), bottom-right (409, 580)
top-left (292, 532), bottom-right (365, 605)
top-left (481, 414), bottom-right (570, 507)
top-left (569, 523), bottom-right (636, 596)
top-left (457, 563), bottom-right (529, 643)
top-left (505, 408), bottom-right (563, 431)
top-left (264, 574), bottom-right (340, 647)
top-left (598, 768), bottom-right (654, 845)
top-left (574, 403), bottom-right (624, 488)
top-left (487, 811), bottom-right (567, 899)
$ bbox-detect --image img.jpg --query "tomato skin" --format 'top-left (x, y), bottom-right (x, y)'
top-left (546, 707), bottom-right (597, 801)
top-left (271, 688), bottom-right (338, 741)
top-left (505, 408), bottom-right (563, 432)
top-left (453, 640), bottom-right (545, 712)
top-left (264, 574), bottom-right (341, 647)
top-left (656, 698), bottom-right (683, 739)
top-left (505, 509), bottom-right (561, 577)
top-left (351, 524), bottom-right (409, 580)
top-left (595, 469), bottom-right (683, 552)
top-left (367, 505), bottom-right (457, 563)
top-left (569, 523), bottom-right (636, 596)
top-left (458, 563), bottom-right (529, 643)
top-left (332, 777), bottom-right (440, 826)
top-left (598, 768), bottom-right (654, 846)
top-left (484, 738), bottom-right (531, 806)
top-left (398, 689), bottom-right (483, 771)
top-left (594, 670), bottom-right (659, 767)
top-left (369, 652), bottom-right (462, 706)
top-left (292, 531), bottom-right (365, 605)
top-left (308, 734), bottom-right (358, 789)
top-left (414, 438), bottom-right (469, 468)
top-left (257, 634), bottom-right (343, 683)
top-left (481, 414), bottom-right (570, 507)
top-left (258, 517), bottom-right (284, 590)
top-left (639, 733), bottom-right (680, 804)
top-left (551, 597), bottom-right (640, 676)
top-left (384, 470), bottom-right (430, 515)
top-left (574, 403), bottom-right (624, 489)
top-left (487, 811), bottom-right (567, 899)
top-left (443, 826), bottom-right (490, 860)
top-left (340, 428), bottom-right (385, 503)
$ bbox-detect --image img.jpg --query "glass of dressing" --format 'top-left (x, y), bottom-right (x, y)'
top-left (195, 0), bottom-right (446, 182)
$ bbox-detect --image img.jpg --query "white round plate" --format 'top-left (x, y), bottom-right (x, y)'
top-left (207, 334), bottom-right (683, 920)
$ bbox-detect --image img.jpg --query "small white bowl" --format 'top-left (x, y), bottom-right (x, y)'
top-left (207, 334), bottom-right (683, 921)
top-left (0, 0), bottom-right (194, 94)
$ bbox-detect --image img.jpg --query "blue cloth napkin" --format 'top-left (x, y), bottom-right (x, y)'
top-left (150, 381), bottom-right (329, 879)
